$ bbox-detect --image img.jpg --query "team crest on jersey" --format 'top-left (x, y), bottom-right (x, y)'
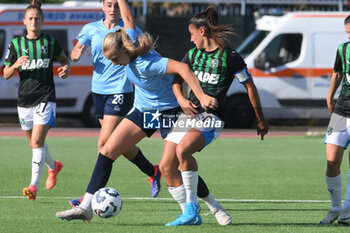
top-left (41, 46), bottom-right (48, 54)
top-left (210, 59), bottom-right (219, 68)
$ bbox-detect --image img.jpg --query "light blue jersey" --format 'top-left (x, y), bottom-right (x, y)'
top-left (125, 28), bottom-right (179, 112)
top-left (77, 18), bottom-right (142, 94)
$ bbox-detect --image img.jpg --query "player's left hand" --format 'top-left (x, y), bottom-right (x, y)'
top-left (199, 94), bottom-right (218, 111)
top-left (257, 119), bottom-right (269, 140)
top-left (58, 65), bottom-right (70, 79)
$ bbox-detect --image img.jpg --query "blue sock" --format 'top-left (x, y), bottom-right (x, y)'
top-left (86, 153), bottom-right (114, 194)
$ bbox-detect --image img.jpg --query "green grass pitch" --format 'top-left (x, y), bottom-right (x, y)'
top-left (1, 134), bottom-right (350, 232)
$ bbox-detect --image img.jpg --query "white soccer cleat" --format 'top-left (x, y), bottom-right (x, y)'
top-left (338, 208), bottom-right (350, 225)
top-left (319, 210), bottom-right (341, 224)
top-left (213, 208), bottom-right (232, 226)
top-left (56, 206), bottom-right (93, 223)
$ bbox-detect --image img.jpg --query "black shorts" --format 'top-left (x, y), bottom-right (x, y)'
top-left (92, 92), bottom-right (134, 119)
top-left (125, 107), bottom-right (182, 139)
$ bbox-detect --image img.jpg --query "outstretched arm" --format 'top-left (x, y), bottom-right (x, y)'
top-left (166, 59), bottom-right (217, 111)
top-left (118, 0), bottom-right (134, 30)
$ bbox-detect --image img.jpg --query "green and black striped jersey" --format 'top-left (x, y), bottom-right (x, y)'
top-left (183, 47), bottom-right (251, 115)
top-left (4, 33), bottom-right (64, 107)
top-left (333, 42), bottom-right (350, 117)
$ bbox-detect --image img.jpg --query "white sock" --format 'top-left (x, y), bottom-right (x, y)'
top-left (326, 174), bottom-right (342, 211)
top-left (181, 170), bottom-right (198, 204)
top-left (44, 142), bottom-right (55, 170)
top-left (30, 147), bottom-right (46, 188)
top-left (168, 185), bottom-right (186, 212)
top-left (201, 193), bottom-right (223, 213)
top-left (80, 192), bottom-right (93, 211)
top-left (343, 169), bottom-right (350, 210)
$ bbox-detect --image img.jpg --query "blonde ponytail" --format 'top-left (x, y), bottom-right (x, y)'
top-left (103, 28), bottom-right (156, 59)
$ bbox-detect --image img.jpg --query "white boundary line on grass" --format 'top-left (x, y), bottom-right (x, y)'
top-left (0, 196), bottom-right (331, 203)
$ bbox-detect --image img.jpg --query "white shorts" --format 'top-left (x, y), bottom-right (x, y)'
top-left (165, 112), bottom-right (224, 149)
top-left (17, 102), bottom-right (56, 131)
top-left (324, 112), bottom-right (350, 148)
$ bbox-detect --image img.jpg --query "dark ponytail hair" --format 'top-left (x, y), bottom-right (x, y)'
top-left (189, 6), bottom-right (235, 52)
top-left (24, 0), bottom-right (43, 20)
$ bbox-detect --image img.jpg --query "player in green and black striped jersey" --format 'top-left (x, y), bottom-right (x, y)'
top-left (2, 0), bottom-right (69, 201)
top-left (321, 15), bottom-right (350, 225)
top-left (162, 6), bottom-right (269, 226)
top-left (4, 34), bottom-right (66, 107)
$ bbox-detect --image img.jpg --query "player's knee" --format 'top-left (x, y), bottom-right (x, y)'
top-left (97, 140), bottom-right (106, 152)
top-left (31, 140), bottom-right (43, 148)
top-left (176, 144), bottom-right (189, 162)
top-left (159, 162), bottom-right (171, 177)
top-left (327, 159), bottom-right (341, 170)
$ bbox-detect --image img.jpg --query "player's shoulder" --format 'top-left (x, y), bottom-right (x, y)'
top-left (338, 41), bottom-right (350, 49)
top-left (84, 20), bottom-right (102, 30)
top-left (10, 35), bottom-right (24, 43)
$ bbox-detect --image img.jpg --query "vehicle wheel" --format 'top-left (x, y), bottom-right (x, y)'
top-left (221, 94), bottom-right (255, 129)
top-left (81, 95), bottom-right (99, 127)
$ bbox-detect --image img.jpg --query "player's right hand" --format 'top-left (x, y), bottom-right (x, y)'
top-left (71, 45), bottom-right (86, 61)
top-left (13, 56), bottom-right (29, 69)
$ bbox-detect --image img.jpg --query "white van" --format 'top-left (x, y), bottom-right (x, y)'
top-left (0, 3), bottom-right (103, 126)
top-left (223, 12), bottom-right (350, 128)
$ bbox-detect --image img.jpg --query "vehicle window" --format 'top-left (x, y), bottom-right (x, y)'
top-left (0, 30), bottom-right (6, 60)
top-left (237, 30), bottom-right (269, 59)
top-left (255, 33), bottom-right (302, 71)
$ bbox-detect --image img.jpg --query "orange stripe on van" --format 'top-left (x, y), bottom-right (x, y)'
top-left (249, 68), bottom-right (333, 78)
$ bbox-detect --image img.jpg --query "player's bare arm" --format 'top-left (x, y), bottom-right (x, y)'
top-left (243, 78), bottom-right (269, 140)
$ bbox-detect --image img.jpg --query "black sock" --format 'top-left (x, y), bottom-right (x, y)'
top-left (86, 153), bottom-right (115, 194)
top-left (197, 175), bottom-right (209, 198)
top-left (129, 148), bottom-right (155, 177)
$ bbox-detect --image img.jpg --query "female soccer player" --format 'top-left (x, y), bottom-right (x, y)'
top-left (56, 0), bottom-right (218, 223)
top-left (161, 6), bottom-right (269, 226)
top-left (68, 0), bottom-right (161, 202)
top-left (320, 15), bottom-right (350, 225)
top-left (3, 0), bottom-right (70, 200)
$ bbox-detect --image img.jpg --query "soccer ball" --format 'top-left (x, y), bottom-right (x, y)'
top-left (91, 187), bottom-right (122, 218)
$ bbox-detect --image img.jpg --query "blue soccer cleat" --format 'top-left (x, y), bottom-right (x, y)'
top-left (181, 202), bottom-right (201, 223)
top-left (165, 214), bottom-right (202, 226)
top-left (147, 164), bottom-right (162, 198)
top-left (166, 202), bottom-right (202, 226)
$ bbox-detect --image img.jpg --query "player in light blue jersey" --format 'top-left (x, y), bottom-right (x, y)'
top-left (56, 0), bottom-right (218, 223)
top-left (68, 0), bottom-right (161, 205)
